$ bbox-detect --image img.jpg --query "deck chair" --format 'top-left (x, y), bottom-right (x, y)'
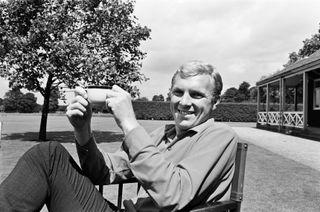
top-left (99, 142), bottom-right (248, 212)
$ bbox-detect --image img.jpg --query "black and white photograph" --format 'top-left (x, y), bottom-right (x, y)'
top-left (0, 0), bottom-right (320, 211)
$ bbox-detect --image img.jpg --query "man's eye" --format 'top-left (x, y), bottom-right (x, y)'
top-left (191, 92), bottom-right (204, 99)
top-left (172, 90), bottom-right (183, 97)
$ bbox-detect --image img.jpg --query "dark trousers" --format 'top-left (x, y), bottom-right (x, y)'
top-left (0, 141), bottom-right (115, 212)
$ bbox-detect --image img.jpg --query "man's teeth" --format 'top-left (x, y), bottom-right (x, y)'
top-left (179, 110), bottom-right (193, 115)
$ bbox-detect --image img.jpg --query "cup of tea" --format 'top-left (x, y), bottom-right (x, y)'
top-left (86, 85), bottom-right (111, 105)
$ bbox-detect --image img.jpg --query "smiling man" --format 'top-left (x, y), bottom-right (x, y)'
top-left (170, 61), bottom-right (222, 135)
top-left (0, 61), bottom-right (239, 212)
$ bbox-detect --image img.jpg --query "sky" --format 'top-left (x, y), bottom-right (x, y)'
top-left (1, 0), bottom-right (320, 103)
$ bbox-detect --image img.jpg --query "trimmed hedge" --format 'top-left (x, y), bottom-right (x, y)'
top-left (57, 101), bottom-right (257, 122)
top-left (211, 103), bottom-right (257, 122)
top-left (132, 101), bottom-right (257, 122)
top-left (133, 101), bottom-right (173, 120)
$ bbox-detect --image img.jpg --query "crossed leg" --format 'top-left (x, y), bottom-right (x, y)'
top-left (0, 141), bottom-right (114, 212)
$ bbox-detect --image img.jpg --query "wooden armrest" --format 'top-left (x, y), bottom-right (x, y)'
top-left (190, 200), bottom-right (239, 212)
top-left (99, 178), bottom-right (138, 192)
top-left (113, 178), bottom-right (138, 184)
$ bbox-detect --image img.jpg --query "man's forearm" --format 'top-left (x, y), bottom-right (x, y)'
top-left (74, 124), bottom-right (92, 146)
top-left (76, 136), bottom-right (111, 184)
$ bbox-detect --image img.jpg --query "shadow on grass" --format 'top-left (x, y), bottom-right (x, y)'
top-left (2, 130), bottom-right (124, 143)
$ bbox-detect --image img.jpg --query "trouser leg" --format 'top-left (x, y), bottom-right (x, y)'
top-left (0, 141), bottom-right (114, 212)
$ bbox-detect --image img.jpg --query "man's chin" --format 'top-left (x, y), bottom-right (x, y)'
top-left (176, 121), bottom-right (193, 131)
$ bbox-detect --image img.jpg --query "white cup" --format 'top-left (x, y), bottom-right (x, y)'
top-left (86, 86), bottom-right (111, 105)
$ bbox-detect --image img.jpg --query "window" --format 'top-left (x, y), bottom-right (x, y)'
top-left (314, 79), bottom-right (320, 110)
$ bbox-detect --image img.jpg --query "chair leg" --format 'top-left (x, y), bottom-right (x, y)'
top-left (117, 183), bottom-right (123, 211)
top-left (99, 185), bottom-right (103, 194)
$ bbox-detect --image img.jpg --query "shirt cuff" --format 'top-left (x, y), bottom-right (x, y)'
top-left (123, 126), bottom-right (153, 160)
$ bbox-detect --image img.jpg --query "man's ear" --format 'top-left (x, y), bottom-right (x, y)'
top-left (212, 97), bottom-right (220, 111)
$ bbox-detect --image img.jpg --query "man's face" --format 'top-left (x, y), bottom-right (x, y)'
top-left (170, 74), bottom-right (215, 134)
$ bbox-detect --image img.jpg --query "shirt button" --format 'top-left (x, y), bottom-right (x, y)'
top-left (167, 147), bottom-right (172, 151)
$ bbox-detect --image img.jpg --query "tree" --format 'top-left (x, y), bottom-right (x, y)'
top-left (3, 89), bottom-right (38, 112)
top-left (238, 81), bottom-right (250, 102)
top-left (249, 86), bottom-right (257, 103)
top-left (285, 23), bottom-right (320, 66)
top-left (152, 94), bottom-right (164, 102)
top-left (222, 81), bottom-right (254, 103)
top-left (222, 87), bottom-right (238, 102)
top-left (136, 97), bottom-right (149, 101)
top-left (285, 52), bottom-right (300, 66)
top-left (0, 0), bottom-right (151, 140)
top-left (3, 88), bottom-right (23, 112)
top-left (49, 87), bottom-right (60, 112)
top-left (17, 92), bottom-right (38, 113)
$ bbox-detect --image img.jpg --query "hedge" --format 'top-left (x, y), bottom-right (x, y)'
top-left (57, 101), bottom-right (257, 122)
top-left (133, 101), bottom-right (173, 120)
top-left (211, 103), bottom-right (257, 122)
top-left (132, 101), bottom-right (257, 122)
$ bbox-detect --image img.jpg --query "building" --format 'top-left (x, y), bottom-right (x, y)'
top-left (256, 50), bottom-right (320, 141)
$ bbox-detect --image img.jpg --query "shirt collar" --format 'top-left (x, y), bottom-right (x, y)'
top-left (163, 118), bottom-right (215, 141)
top-left (191, 118), bottom-right (215, 133)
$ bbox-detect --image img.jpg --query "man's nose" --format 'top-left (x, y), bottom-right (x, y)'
top-left (179, 93), bottom-right (192, 106)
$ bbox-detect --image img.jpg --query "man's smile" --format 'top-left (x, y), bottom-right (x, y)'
top-left (178, 109), bottom-right (195, 115)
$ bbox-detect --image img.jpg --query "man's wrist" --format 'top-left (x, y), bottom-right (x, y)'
top-left (122, 120), bottom-right (140, 135)
top-left (74, 125), bottom-right (92, 146)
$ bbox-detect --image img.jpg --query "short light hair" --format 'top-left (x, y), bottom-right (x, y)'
top-left (171, 60), bottom-right (223, 100)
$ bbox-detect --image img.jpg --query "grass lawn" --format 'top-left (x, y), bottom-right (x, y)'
top-left (243, 144), bottom-right (320, 211)
top-left (1, 113), bottom-right (319, 211)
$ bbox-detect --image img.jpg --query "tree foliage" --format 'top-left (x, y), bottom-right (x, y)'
top-left (135, 96), bottom-right (149, 101)
top-left (17, 92), bottom-right (39, 113)
top-left (285, 23), bottom-right (320, 66)
top-left (0, 0), bottom-right (151, 140)
top-left (222, 87), bottom-right (238, 102)
top-left (3, 88), bottom-right (23, 112)
top-left (237, 81), bottom-right (250, 101)
top-left (222, 81), bottom-right (256, 103)
top-left (249, 86), bottom-right (257, 102)
top-left (3, 88), bottom-right (38, 112)
top-left (152, 94), bottom-right (164, 102)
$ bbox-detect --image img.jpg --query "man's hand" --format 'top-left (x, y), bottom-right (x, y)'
top-left (66, 87), bottom-right (92, 145)
top-left (106, 85), bottom-right (139, 135)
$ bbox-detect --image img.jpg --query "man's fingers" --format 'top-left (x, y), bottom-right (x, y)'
top-left (69, 95), bottom-right (88, 107)
top-left (66, 108), bottom-right (84, 117)
top-left (111, 85), bottom-right (125, 92)
top-left (67, 102), bottom-right (87, 112)
top-left (74, 86), bottom-right (88, 99)
top-left (67, 95), bottom-right (87, 115)
top-left (105, 89), bottom-right (119, 98)
top-left (75, 95), bottom-right (88, 107)
top-left (106, 85), bottom-right (130, 98)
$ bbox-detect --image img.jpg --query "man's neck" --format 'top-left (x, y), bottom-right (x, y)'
top-left (175, 127), bottom-right (188, 138)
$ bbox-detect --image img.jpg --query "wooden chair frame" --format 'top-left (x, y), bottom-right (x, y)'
top-left (99, 142), bottom-right (248, 212)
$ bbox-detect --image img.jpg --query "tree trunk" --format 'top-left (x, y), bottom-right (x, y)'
top-left (38, 75), bottom-right (53, 141)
